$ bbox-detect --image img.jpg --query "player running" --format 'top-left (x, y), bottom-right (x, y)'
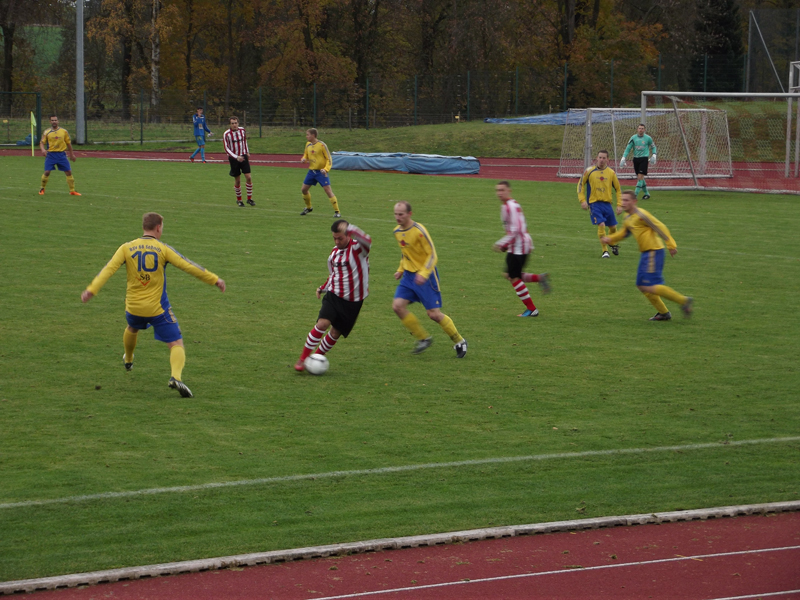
top-left (299, 128), bottom-right (341, 217)
top-left (81, 212), bottom-right (226, 398)
top-left (619, 123), bottom-right (657, 199)
top-left (602, 190), bottom-right (693, 321)
top-left (577, 150), bottom-right (622, 258)
top-left (294, 220), bottom-right (372, 372)
top-left (39, 115), bottom-right (80, 196)
top-left (493, 181), bottom-right (550, 317)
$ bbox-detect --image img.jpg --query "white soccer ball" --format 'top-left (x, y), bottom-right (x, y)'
top-left (304, 354), bottom-right (329, 375)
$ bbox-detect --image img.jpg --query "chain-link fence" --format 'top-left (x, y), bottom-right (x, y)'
top-left (0, 92), bottom-right (42, 146)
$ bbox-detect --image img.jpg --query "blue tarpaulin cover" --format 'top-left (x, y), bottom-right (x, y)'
top-left (332, 151), bottom-right (480, 175)
top-left (484, 111), bottom-right (651, 126)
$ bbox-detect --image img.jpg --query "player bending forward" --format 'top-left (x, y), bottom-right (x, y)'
top-left (295, 220), bottom-right (371, 371)
top-left (81, 212), bottom-right (226, 397)
top-left (602, 190), bottom-right (693, 321)
top-left (392, 202), bottom-right (467, 358)
top-left (493, 181), bottom-right (550, 317)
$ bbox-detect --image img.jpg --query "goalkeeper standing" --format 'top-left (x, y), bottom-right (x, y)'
top-left (620, 124), bottom-right (657, 199)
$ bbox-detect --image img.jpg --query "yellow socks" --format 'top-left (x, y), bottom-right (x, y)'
top-left (170, 345), bottom-right (186, 381)
top-left (302, 193), bottom-right (312, 209)
top-left (401, 313), bottom-right (429, 340)
top-left (66, 175), bottom-right (76, 192)
top-left (644, 292), bottom-right (669, 314)
top-left (41, 174), bottom-right (49, 189)
top-left (123, 329), bottom-right (138, 363)
top-left (437, 314), bottom-right (463, 344)
top-left (608, 225), bottom-right (617, 235)
top-left (653, 285), bottom-right (688, 305)
top-left (597, 225), bottom-right (607, 251)
top-left (329, 195), bottom-right (340, 212)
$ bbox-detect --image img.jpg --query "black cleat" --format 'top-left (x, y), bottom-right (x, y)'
top-left (412, 337), bottom-right (433, 354)
top-left (454, 339), bottom-right (468, 358)
top-left (168, 377), bottom-right (193, 398)
top-left (649, 312), bottom-right (672, 321)
top-left (610, 245), bottom-right (619, 256)
top-left (123, 353), bottom-right (133, 371)
top-left (247, 199), bottom-right (256, 206)
top-left (681, 297), bottom-right (694, 318)
top-left (334, 211), bottom-right (342, 218)
top-left (237, 200), bottom-right (245, 207)
top-left (642, 194), bottom-right (651, 200)
top-left (601, 251), bottom-right (610, 258)
top-left (301, 207), bottom-right (313, 215)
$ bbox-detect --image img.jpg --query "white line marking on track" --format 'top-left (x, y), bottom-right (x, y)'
top-left (706, 591), bottom-right (800, 600)
top-left (2, 437), bottom-right (798, 510)
top-left (308, 546), bottom-right (800, 600)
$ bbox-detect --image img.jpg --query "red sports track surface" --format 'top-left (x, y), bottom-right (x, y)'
top-left (4, 147), bottom-right (799, 191)
top-left (22, 512), bottom-right (800, 599)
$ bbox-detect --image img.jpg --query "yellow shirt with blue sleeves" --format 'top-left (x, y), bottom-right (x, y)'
top-left (394, 221), bottom-right (438, 280)
top-left (86, 236), bottom-right (219, 318)
top-left (606, 208), bottom-right (677, 252)
top-left (577, 166), bottom-right (621, 207)
top-left (303, 140), bottom-right (333, 171)
top-left (41, 127), bottom-right (71, 152)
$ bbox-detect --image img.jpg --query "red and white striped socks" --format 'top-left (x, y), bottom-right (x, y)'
top-left (315, 333), bottom-right (338, 356)
top-left (513, 280), bottom-right (536, 311)
top-left (246, 182), bottom-right (253, 200)
top-left (299, 326), bottom-right (325, 362)
top-left (234, 185), bottom-right (242, 202)
top-left (521, 273), bottom-right (540, 283)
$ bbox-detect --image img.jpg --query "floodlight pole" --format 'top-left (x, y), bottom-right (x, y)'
top-left (76, 0), bottom-right (85, 144)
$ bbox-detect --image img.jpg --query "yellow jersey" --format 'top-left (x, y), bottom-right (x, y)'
top-left (394, 221), bottom-right (438, 280)
top-left (606, 208), bottom-right (677, 252)
top-left (86, 235), bottom-right (219, 317)
top-left (41, 127), bottom-right (71, 153)
top-left (303, 140), bottom-right (333, 171)
top-left (577, 166), bottom-right (621, 206)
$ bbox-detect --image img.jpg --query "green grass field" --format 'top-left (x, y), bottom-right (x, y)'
top-left (1, 156), bottom-right (799, 583)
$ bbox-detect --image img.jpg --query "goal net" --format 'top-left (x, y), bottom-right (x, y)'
top-left (557, 106), bottom-right (732, 182)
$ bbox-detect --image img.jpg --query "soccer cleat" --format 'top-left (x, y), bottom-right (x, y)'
top-left (412, 337), bottom-right (433, 354)
top-left (247, 199), bottom-right (256, 206)
top-left (334, 211), bottom-right (342, 218)
top-left (38, 188), bottom-right (45, 195)
top-left (610, 245), bottom-right (619, 256)
top-left (70, 191), bottom-right (82, 196)
top-left (518, 308), bottom-right (539, 317)
top-left (301, 207), bottom-right (313, 215)
top-left (237, 200), bottom-right (245, 207)
top-left (642, 194), bottom-right (651, 200)
top-left (601, 251), bottom-right (610, 258)
top-left (202, 160), bottom-right (207, 163)
top-left (538, 273), bottom-right (551, 294)
top-left (190, 157), bottom-right (195, 162)
top-left (681, 297), bottom-right (694, 318)
top-left (123, 353), bottom-right (134, 371)
top-left (168, 377), bottom-right (194, 398)
top-left (294, 360), bottom-right (305, 372)
top-left (649, 312), bottom-right (672, 321)
top-left (454, 338), bottom-right (468, 358)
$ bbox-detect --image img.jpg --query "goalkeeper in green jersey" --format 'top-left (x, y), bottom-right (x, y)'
top-left (620, 124), bottom-right (657, 200)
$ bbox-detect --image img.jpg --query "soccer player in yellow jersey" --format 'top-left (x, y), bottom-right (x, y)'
top-left (577, 150), bottom-right (622, 258)
top-left (392, 202), bottom-right (467, 358)
top-left (300, 128), bottom-right (341, 217)
top-left (39, 115), bottom-right (80, 196)
top-left (81, 212), bottom-right (227, 398)
top-left (602, 190), bottom-right (693, 321)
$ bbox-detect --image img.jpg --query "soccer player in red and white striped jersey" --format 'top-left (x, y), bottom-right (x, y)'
top-left (493, 181), bottom-right (550, 317)
top-left (223, 116), bottom-right (254, 207)
top-left (295, 220), bottom-right (371, 371)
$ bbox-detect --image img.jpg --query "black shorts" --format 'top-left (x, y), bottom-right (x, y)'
top-left (633, 157), bottom-right (649, 175)
top-left (505, 253), bottom-right (529, 279)
top-left (318, 291), bottom-right (363, 338)
top-left (228, 156), bottom-right (252, 177)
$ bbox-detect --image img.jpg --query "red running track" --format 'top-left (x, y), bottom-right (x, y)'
top-left (27, 512), bottom-right (800, 599)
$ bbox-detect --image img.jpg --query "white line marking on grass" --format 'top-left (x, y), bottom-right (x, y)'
top-left (309, 546), bottom-right (800, 600)
top-left (707, 591), bottom-right (800, 600)
top-left (2, 437), bottom-right (799, 510)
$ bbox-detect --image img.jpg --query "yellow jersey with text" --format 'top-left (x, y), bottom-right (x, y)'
top-left (577, 166), bottom-right (621, 206)
top-left (303, 140), bottom-right (333, 171)
top-left (606, 208), bottom-right (677, 252)
top-left (41, 127), bottom-right (71, 153)
top-left (394, 221), bottom-right (438, 279)
top-left (86, 236), bottom-right (219, 317)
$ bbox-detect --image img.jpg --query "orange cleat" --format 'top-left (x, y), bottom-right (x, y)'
top-left (70, 191), bottom-right (82, 196)
top-left (38, 188), bottom-right (45, 195)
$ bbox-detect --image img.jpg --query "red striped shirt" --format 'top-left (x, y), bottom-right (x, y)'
top-left (223, 127), bottom-right (249, 158)
top-left (321, 225), bottom-right (371, 302)
top-left (496, 199), bottom-right (533, 255)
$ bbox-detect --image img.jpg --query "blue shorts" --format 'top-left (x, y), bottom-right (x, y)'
top-left (303, 170), bottom-right (331, 187)
top-left (590, 201), bottom-right (617, 227)
top-left (194, 135), bottom-right (206, 146)
top-left (636, 249), bottom-right (665, 286)
top-left (44, 152), bottom-right (71, 172)
top-left (394, 270), bottom-right (442, 310)
top-left (125, 309), bottom-right (182, 343)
